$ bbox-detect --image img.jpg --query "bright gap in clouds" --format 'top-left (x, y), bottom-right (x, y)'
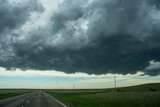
top-left (0, 67), bottom-right (160, 89)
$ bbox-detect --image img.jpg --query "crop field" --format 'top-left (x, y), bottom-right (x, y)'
top-left (46, 83), bottom-right (160, 107)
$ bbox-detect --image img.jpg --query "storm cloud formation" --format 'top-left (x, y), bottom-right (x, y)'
top-left (0, 0), bottom-right (44, 32)
top-left (0, 0), bottom-right (160, 75)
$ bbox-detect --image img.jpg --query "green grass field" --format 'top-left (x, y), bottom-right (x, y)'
top-left (1, 83), bottom-right (160, 107)
top-left (0, 93), bottom-right (23, 100)
top-left (46, 83), bottom-right (160, 107)
top-left (0, 89), bottom-right (33, 100)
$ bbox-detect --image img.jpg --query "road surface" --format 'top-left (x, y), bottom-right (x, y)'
top-left (0, 91), bottom-right (67, 107)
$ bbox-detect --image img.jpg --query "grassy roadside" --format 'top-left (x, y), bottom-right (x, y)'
top-left (46, 83), bottom-right (160, 107)
top-left (0, 93), bottom-right (24, 100)
top-left (0, 89), bottom-right (34, 100)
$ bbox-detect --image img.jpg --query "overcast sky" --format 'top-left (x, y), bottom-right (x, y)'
top-left (0, 0), bottom-right (160, 88)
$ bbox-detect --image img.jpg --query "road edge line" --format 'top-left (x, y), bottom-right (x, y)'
top-left (44, 92), bottom-right (67, 107)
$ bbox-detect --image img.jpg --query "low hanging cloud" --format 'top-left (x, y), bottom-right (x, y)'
top-left (145, 60), bottom-right (160, 75)
top-left (0, 0), bottom-right (160, 75)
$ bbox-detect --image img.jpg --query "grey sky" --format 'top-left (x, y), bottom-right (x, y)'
top-left (0, 0), bottom-right (160, 75)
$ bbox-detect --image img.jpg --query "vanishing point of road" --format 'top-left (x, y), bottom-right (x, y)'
top-left (0, 91), bottom-right (67, 107)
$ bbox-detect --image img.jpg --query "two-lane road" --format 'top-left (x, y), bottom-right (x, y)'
top-left (0, 91), bottom-right (67, 107)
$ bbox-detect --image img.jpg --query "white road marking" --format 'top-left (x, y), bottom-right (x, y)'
top-left (26, 100), bottom-right (30, 104)
top-left (45, 92), bottom-right (67, 107)
top-left (51, 97), bottom-right (67, 107)
top-left (22, 105), bottom-right (24, 107)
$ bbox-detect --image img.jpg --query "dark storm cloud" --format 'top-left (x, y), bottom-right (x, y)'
top-left (0, 0), bottom-right (44, 33)
top-left (144, 60), bottom-right (160, 76)
top-left (0, 0), bottom-right (44, 68)
top-left (51, 0), bottom-right (85, 34)
top-left (1, 0), bottom-right (160, 75)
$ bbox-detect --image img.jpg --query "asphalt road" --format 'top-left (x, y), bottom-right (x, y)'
top-left (0, 91), bottom-right (67, 107)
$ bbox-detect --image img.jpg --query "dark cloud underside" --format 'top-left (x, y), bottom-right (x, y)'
top-left (0, 0), bottom-right (160, 75)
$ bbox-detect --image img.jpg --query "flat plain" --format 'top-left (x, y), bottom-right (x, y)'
top-left (46, 83), bottom-right (160, 107)
top-left (0, 83), bottom-right (160, 107)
